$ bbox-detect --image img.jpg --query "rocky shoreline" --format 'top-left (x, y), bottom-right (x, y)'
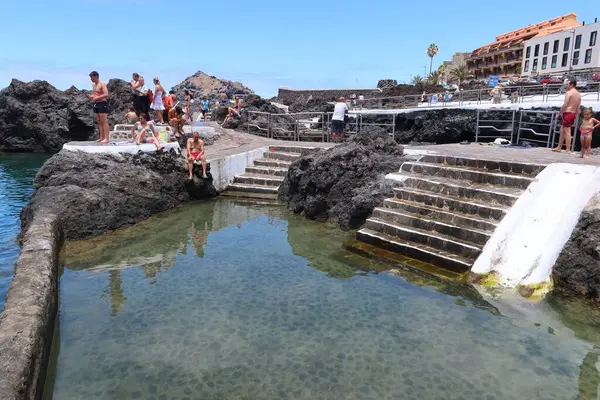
top-left (21, 149), bottom-right (217, 241)
top-left (278, 132), bottom-right (406, 229)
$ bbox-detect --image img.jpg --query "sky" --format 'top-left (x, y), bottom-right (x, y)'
top-left (0, 0), bottom-right (598, 97)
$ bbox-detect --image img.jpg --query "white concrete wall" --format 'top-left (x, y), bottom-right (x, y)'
top-left (208, 147), bottom-right (268, 191)
top-left (521, 22), bottom-right (600, 76)
top-left (472, 163), bottom-right (600, 289)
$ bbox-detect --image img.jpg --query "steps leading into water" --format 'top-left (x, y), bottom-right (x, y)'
top-left (222, 146), bottom-right (317, 200)
top-left (356, 155), bottom-right (545, 273)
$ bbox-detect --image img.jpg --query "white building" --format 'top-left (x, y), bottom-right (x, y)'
top-left (521, 20), bottom-right (599, 76)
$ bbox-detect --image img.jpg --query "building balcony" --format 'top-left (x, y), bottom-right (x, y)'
top-left (469, 45), bottom-right (523, 61)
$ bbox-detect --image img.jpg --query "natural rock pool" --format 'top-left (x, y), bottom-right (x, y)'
top-left (44, 199), bottom-right (600, 399)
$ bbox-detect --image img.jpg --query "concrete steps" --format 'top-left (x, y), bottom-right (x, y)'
top-left (223, 146), bottom-right (319, 200)
top-left (356, 156), bottom-right (544, 273)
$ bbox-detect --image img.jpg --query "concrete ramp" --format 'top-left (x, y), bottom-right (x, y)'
top-left (472, 163), bottom-right (600, 292)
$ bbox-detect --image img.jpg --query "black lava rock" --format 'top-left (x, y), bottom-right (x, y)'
top-left (278, 131), bottom-right (405, 229)
top-left (21, 149), bottom-right (217, 240)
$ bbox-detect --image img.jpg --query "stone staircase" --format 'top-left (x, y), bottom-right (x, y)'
top-left (356, 154), bottom-right (545, 273)
top-left (222, 146), bottom-right (314, 200)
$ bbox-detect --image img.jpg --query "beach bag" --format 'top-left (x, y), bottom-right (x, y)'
top-left (147, 89), bottom-right (154, 104)
top-left (156, 127), bottom-right (170, 143)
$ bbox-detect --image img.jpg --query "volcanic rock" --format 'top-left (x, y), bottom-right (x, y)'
top-left (171, 71), bottom-right (253, 103)
top-left (21, 150), bottom-right (217, 240)
top-left (552, 194), bottom-right (600, 299)
top-left (0, 78), bottom-right (132, 153)
top-left (278, 131), bottom-right (405, 229)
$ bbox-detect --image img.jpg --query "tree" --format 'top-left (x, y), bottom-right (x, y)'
top-left (411, 75), bottom-right (424, 85)
top-left (426, 44), bottom-right (440, 78)
top-left (450, 64), bottom-right (471, 89)
top-left (427, 71), bottom-right (442, 86)
top-left (437, 64), bottom-right (448, 85)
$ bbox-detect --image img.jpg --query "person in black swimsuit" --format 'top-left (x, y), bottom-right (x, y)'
top-left (87, 71), bottom-right (110, 143)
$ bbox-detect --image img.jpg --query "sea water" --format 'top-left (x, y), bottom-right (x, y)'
top-left (44, 199), bottom-right (600, 400)
top-left (0, 153), bottom-right (49, 309)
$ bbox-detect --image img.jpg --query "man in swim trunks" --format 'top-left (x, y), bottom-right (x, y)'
top-left (87, 71), bottom-right (110, 143)
top-left (186, 132), bottom-right (207, 179)
top-left (553, 77), bottom-right (581, 153)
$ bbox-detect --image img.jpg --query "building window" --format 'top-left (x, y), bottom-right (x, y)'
top-left (551, 55), bottom-right (557, 68)
top-left (561, 53), bottom-right (568, 67)
top-left (543, 42), bottom-right (549, 55)
top-left (564, 37), bottom-right (570, 52)
top-left (591, 31), bottom-right (598, 47)
top-left (585, 49), bottom-right (593, 64)
top-left (524, 60), bottom-right (530, 72)
top-left (526, 46), bottom-right (531, 58)
top-left (541, 57), bottom-right (548, 70)
top-left (573, 51), bottom-right (579, 66)
top-left (534, 44), bottom-right (540, 57)
top-left (575, 34), bottom-right (582, 49)
top-left (532, 59), bottom-right (538, 72)
top-left (553, 40), bottom-right (559, 53)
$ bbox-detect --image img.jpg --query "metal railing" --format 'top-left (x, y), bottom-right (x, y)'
top-left (246, 110), bottom-right (398, 142)
top-left (475, 110), bottom-right (517, 143)
top-left (354, 81), bottom-right (600, 110)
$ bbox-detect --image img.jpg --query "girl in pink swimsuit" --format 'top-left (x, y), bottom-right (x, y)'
top-left (578, 107), bottom-right (600, 159)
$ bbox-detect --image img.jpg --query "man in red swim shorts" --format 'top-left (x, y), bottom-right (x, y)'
top-left (553, 77), bottom-right (581, 153)
top-left (186, 132), bottom-right (207, 179)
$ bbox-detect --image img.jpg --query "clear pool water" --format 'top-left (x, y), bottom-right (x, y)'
top-left (0, 153), bottom-right (49, 309)
top-left (45, 199), bottom-right (600, 400)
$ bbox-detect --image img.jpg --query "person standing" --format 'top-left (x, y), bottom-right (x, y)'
top-left (163, 90), bottom-right (174, 124)
top-left (553, 78), bottom-right (581, 153)
top-left (577, 107), bottom-right (599, 159)
top-left (200, 96), bottom-right (210, 121)
top-left (151, 77), bottom-right (165, 124)
top-left (185, 90), bottom-right (193, 121)
top-left (130, 72), bottom-right (140, 113)
top-left (331, 97), bottom-right (348, 142)
top-left (135, 76), bottom-right (150, 117)
top-left (87, 71), bottom-right (110, 144)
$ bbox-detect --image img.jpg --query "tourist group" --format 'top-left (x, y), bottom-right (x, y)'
top-left (87, 71), bottom-right (211, 179)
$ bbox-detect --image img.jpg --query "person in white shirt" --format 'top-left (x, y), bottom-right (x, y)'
top-left (331, 97), bottom-right (348, 142)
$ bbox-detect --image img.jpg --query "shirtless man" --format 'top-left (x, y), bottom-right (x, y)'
top-left (169, 106), bottom-right (185, 137)
top-left (87, 71), bottom-right (110, 143)
top-left (186, 132), bottom-right (207, 179)
top-left (553, 78), bottom-right (581, 153)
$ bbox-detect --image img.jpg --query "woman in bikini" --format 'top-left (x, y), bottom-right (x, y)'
top-left (131, 113), bottom-right (164, 151)
top-left (185, 90), bottom-right (193, 121)
top-left (578, 107), bottom-right (600, 159)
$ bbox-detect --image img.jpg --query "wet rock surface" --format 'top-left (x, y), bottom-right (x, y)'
top-left (0, 78), bottom-right (132, 153)
top-left (21, 150), bottom-right (217, 240)
top-left (552, 194), bottom-right (600, 299)
top-left (278, 132), bottom-right (405, 229)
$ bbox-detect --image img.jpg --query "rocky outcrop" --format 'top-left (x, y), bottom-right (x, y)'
top-left (171, 71), bottom-right (253, 103)
top-left (552, 194), bottom-right (600, 299)
top-left (278, 132), bottom-right (405, 229)
top-left (21, 150), bottom-right (217, 241)
top-left (0, 78), bottom-right (132, 153)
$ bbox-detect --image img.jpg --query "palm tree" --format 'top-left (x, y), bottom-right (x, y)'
top-left (411, 75), bottom-right (424, 85)
top-left (426, 44), bottom-right (440, 78)
top-left (427, 71), bottom-right (442, 86)
top-left (450, 64), bottom-right (471, 89)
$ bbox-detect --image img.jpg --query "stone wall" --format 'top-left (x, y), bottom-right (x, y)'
top-left (0, 213), bottom-right (63, 400)
top-left (277, 88), bottom-right (379, 106)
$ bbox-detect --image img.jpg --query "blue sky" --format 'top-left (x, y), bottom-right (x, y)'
top-left (0, 0), bottom-right (598, 97)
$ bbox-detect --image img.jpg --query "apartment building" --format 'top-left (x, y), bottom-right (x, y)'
top-left (467, 13), bottom-right (581, 78)
top-left (521, 20), bottom-right (600, 77)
